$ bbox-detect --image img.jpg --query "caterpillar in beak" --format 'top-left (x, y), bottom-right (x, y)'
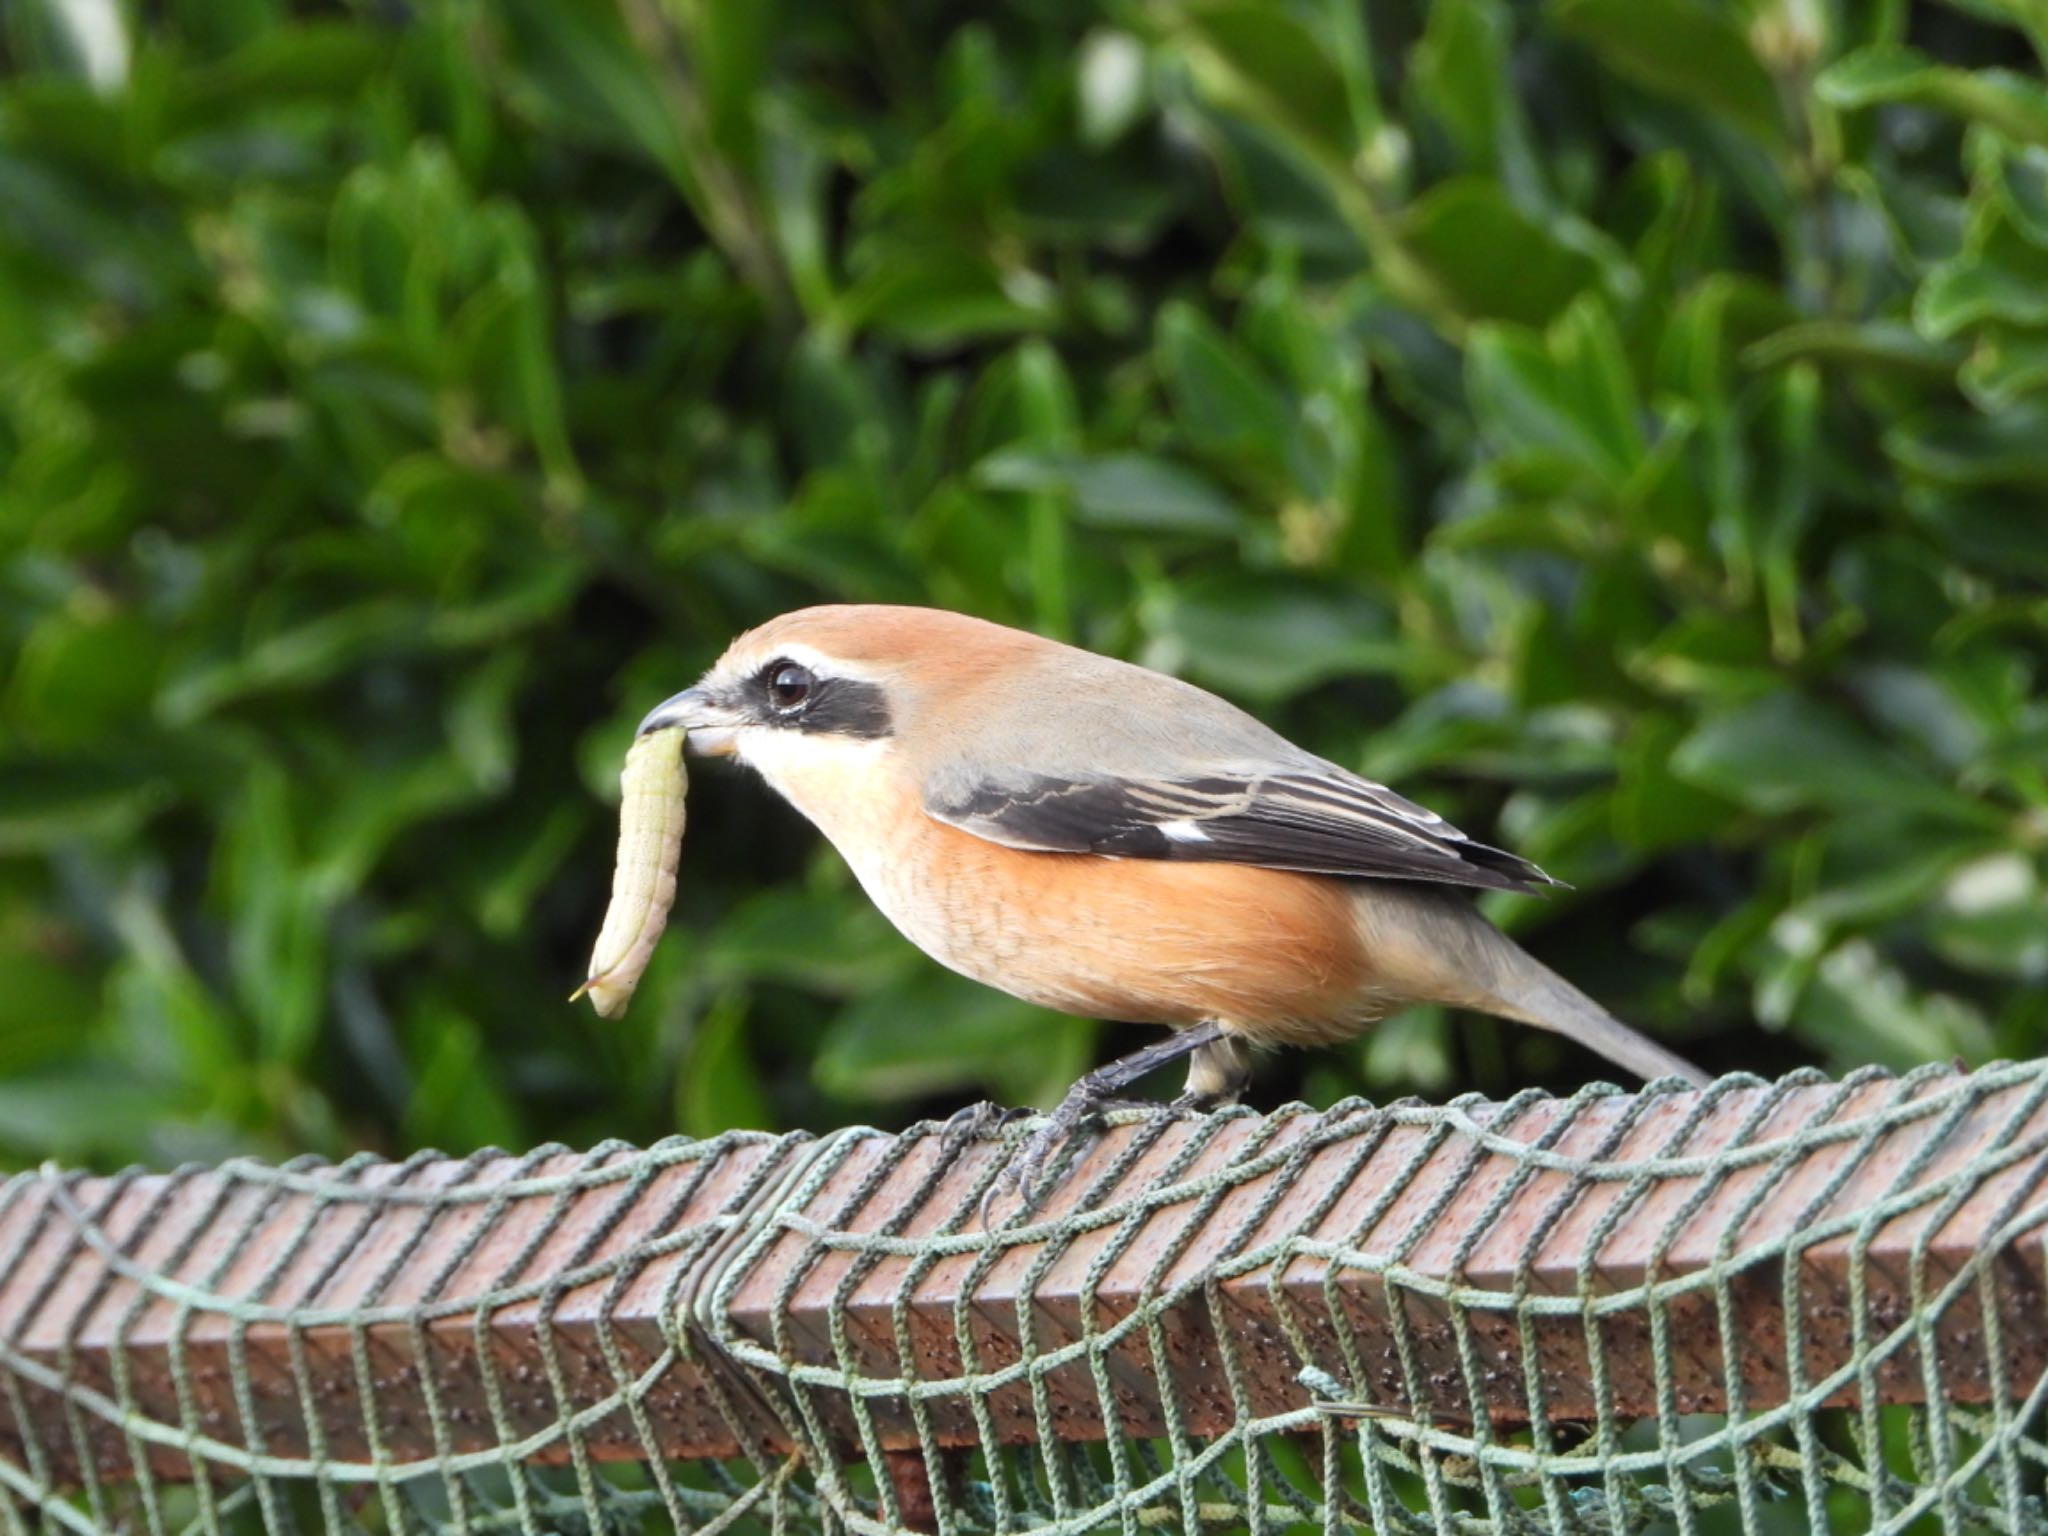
top-left (572, 726), bottom-right (687, 1018)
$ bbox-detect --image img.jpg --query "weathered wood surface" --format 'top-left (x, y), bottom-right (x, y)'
top-left (3, 1065), bottom-right (2044, 1486)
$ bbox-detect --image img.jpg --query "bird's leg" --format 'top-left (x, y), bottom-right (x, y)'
top-left (985, 1022), bottom-right (1226, 1221)
top-left (1171, 1032), bottom-right (1253, 1113)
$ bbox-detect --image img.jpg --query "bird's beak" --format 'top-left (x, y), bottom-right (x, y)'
top-left (637, 686), bottom-right (743, 757)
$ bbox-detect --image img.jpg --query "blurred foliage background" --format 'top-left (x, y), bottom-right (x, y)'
top-left (2, 0), bottom-right (2045, 1172)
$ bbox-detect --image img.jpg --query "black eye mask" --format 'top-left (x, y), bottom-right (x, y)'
top-left (750, 662), bottom-right (894, 740)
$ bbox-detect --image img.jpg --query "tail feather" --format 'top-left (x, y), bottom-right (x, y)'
top-left (1346, 883), bottom-right (1712, 1088)
top-left (1483, 944), bottom-right (1710, 1088)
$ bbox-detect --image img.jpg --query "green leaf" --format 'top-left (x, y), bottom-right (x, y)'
top-left (678, 988), bottom-right (776, 1138)
top-left (470, 802), bottom-right (586, 940)
top-left (1886, 405), bottom-right (2048, 489)
top-left (1166, 0), bottom-right (1365, 162)
top-left (1359, 1008), bottom-right (1456, 1094)
top-left (175, 22), bottom-right (385, 120)
top-left (1466, 296), bottom-right (1644, 492)
top-left (450, 211), bottom-right (580, 494)
top-left (703, 887), bottom-right (917, 995)
top-left (681, 0), bottom-right (773, 170)
top-left (840, 243), bottom-right (1060, 350)
top-left (9, 608), bottom-right (162, 748)
top-left (1988, 140), bottom-right (2048, 246)
top-left (1929, 854), bottom-right (2048, 980)
top-left (1613, 713), bottom-right (1732, 851)
top-left (0, 951), bottom-right (99, 1074)
top-left (1156, 301), bottom-right (1295, 467)
top-left (1828, 536), bottom-right (1960, 654)
top-left (1744, 318), bottom-right (1963, 374)
top-left (1916, 215), bottom-right (2048, 339)
top-left (499, 0), bottom-right (691, 183)
top-left (1410, 0), bottom-right (1520, 175)
top-left (1552, 0), bottom-right (1784, 145)
top-left (1849, 663), bottom-right (1987, 771)
top-left (444, 650), bottom-right (525, 795)
top-left (403, 1005), bottom-right (522, 1152)
top-left (1789, 940), bottom-right (1994, 1069)
top-left (1900, 487), bottom-right (2048, 578)
top-left (1353, 682), bottom-right (1515, 785)
top-left (1819, 45), bottom-right (2048, 147)
top-left (1399, 178), bottom-right (1601, 326)
top-left (0, 1068), bottom-right (176, 1163)
top-left (814, 971), bottom-right (1089, 1107)
top-left (0, 760), bottom-right (170, 854)
top-left (217, 761), bottom-right (324, 1066)
top-left (1671, 694), bottom-right (1997, 823)
top-left (158, 599), bottom-right (426, 724)
top-left (307, 752), bottom-right (485, 902)
top-left (1961, 325), bottom-right (2048, 409)
top-left (974, 450), bottom-right (1244, 535)
top-left (1141, 574), bottom-right (1401, 700)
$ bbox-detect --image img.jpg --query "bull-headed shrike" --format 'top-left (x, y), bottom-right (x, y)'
top-left (641, 605), bottom-right (1706, 1204)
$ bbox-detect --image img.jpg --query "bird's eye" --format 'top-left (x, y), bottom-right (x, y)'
top-left (766, 662), bottom-right (814, 711)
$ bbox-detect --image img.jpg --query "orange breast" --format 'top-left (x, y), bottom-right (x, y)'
top-left (858, 802), bottom-right (1380, 1043)
top-left (745, 741), bottom-right (1384, 1043)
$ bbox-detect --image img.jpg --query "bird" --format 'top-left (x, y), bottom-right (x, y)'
top-left (639, 604), bottom-right (1708, 1204)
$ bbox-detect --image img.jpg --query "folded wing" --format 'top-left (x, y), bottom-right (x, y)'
top-left (928, 768), bottom-right (1556, 895)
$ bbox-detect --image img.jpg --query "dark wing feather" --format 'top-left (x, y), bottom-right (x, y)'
top-left (929, 770), bottom-right (1557, 895)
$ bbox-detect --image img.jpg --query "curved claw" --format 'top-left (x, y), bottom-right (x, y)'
top-left (937, 1099), bottom-right (1029, 1147)
top-left (936, 1100), bottom-right (1031, 1180)
top-left (978, 1114), bottom-right (1077, 1227)
top-left (977, 1160), bottom-right (1026, 1230)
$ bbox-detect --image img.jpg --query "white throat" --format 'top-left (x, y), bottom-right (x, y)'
top-left (735, 728), bottom-right (900, 846)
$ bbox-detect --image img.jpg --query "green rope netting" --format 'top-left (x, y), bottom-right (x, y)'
top-left (2, 1060), bottom-right (2046, 1536)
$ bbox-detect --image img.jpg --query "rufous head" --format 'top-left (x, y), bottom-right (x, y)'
top-left (636, 604), bottom-right (1045, 761)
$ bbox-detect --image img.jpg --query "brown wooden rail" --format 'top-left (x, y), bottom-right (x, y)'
top-left (2, 1064), bottom-right (2045, 1489)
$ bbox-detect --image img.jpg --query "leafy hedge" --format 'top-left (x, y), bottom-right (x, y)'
top-left (3, 0), bottom-right (2044, 1168)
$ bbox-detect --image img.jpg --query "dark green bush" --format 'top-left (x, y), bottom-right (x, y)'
top-left (3, 0), bottom-right (2044, 1169)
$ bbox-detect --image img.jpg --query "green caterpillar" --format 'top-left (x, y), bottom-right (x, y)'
top-left (572, 726), bottom-right (687, 1018)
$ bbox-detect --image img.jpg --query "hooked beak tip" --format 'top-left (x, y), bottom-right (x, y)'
top-left (636, 687), bottom-right (707, 738)
top-left (637, 686), bottom-right (740, 755)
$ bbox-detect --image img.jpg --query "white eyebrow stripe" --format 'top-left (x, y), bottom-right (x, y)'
top-left (1157, 819), bottom-right (1210, 843)
top-left (728, 638), bottom-right (885, 686)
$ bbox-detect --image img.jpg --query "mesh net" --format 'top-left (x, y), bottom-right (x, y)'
top-left (2, 1060), bottom-right (2046, 1536)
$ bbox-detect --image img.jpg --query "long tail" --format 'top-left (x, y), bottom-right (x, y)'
top-left (1481, 944), bottom-right (1711, 1087)
top-left (1356, 886), bottom-right (1711, 1088)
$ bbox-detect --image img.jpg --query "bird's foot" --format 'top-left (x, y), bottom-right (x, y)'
top-left (977, 1086), bottom-right (1129, 1226)
top-left (978, 1096), bottom-right (1207, 1226)
top-left (934, 1099), bottom-right (1031, 1163)
top-left (977, 1022), bottom-right (1233, 1228)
